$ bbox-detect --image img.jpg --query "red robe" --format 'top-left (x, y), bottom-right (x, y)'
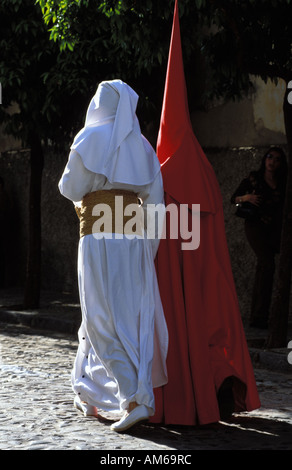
top-left (151, 0), bottom-right (261, 425)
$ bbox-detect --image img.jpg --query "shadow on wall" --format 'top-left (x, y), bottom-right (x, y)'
top-left (0, 149), bottom-right (79, 295)
top-left (0, 150), bottom-right (30, 288)
top-left (41, 151), bottom-right (79, 294)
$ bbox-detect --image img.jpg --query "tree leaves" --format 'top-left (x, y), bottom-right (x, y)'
top-left (0, 0), bottom-right (88, 148)
top-left (2, 0), bottom-right (292, 147)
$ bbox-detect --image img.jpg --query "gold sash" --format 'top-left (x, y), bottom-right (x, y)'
top-left (75, 189), bottom-right (143, 238)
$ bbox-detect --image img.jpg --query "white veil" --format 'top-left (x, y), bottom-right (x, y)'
top-left (71, 79), bottom-right (160, 186)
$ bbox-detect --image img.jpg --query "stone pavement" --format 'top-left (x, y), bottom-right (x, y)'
top-left (0, 288), bottom-right (292, 451)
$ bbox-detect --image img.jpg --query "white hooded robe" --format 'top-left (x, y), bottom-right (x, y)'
top-left (58, 80), bottom-right (168, 416)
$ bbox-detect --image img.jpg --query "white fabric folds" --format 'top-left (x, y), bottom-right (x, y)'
top-left (71, 79), bottom-right (161, 186)
top-left (59, 79), bottom-right (168, 416)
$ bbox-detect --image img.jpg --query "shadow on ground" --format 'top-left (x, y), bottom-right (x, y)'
top-left (112, 415), bottom-right (292, 451)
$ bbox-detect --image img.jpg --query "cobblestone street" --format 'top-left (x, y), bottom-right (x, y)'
top-left (0, 322), bottom-right (291, 452)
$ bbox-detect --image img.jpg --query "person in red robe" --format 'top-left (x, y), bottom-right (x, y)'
top-left (151, 0), bottom-right (261, 425)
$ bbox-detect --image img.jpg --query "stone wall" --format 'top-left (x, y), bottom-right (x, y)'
top-left (41, 151), bottom-right (80, 294)
top-left (190, 77), bottom-right (287, 149)
top-left (0, 149), bottom-right (79, 293)
top-left (0, 149), bottom-right (30, 287)
top-left (208, 147), bottom-right (271, 320)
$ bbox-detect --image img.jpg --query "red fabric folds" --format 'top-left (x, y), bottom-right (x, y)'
top-left (151, 0), bottom-right (260, 425)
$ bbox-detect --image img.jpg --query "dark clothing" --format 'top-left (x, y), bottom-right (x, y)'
top-left (0, 187), bottom-right (12, 288)
top-left (231, 171), bottom-right (285, 327)
top-left (231, 171), bottom-right (284, 252)
top-left (245, 221), bottom-right (276, 327)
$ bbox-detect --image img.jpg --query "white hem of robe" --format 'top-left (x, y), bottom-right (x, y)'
top-left (71, 233), bottom-right (168, 416)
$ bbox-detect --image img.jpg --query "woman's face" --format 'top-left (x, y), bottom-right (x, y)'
top-left (265, 150), bottom-right (282, 173)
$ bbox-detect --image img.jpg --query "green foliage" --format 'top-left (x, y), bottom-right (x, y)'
top-left (37, 0), bottom-right (177, 77)
top-left (0, 0), bottom-right (102, 148)
top-left (0, 0), bottom-right (53, 143)
top-left (37, 0), bottom-right (84, 51)
top-left (1, 0), bottom-right (292, 148)
top-left (195, 0), bottom-right (292, 101)
top-left (34, 0), bottom-right (186, 131)
top-left (36, 0), bottom-right (292, 107)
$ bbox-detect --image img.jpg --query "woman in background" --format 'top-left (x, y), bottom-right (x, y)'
top-left (231, 147), bottom-right (287, 329)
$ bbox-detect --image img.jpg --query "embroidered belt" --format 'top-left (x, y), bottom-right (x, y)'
top-left (75, 189), bottom-right (143, 238)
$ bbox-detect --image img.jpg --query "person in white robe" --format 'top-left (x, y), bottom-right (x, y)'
top-left (58, 79), bottom-right (168, 432)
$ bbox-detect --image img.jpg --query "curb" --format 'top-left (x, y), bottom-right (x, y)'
top-left (249, 347), bottom-right (291, 373)
top-left (0, 308), bottom-right (79, 335)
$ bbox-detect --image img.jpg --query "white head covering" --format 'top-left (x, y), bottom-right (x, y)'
top-left (71, 79), bottom-right (160, 186)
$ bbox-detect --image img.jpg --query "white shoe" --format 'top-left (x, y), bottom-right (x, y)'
top-left (111, 405), bottom-right (149, 432)
top-left (74, 396), bottom-right (98, 417)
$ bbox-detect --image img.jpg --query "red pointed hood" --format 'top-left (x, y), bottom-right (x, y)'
top-left (156, 0), bottom-right (221, 213)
